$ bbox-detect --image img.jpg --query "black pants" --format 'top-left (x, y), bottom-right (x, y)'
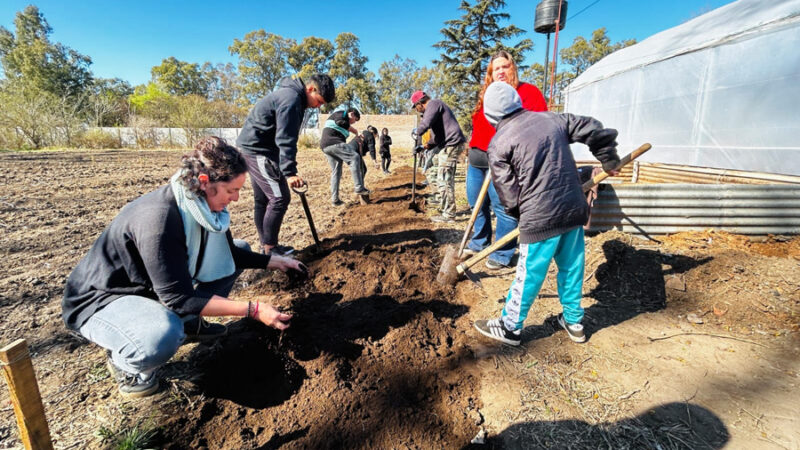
top-left (243, 153), bottom-right (291, 247)
top-left (380, 151), bottom-right (391, 172)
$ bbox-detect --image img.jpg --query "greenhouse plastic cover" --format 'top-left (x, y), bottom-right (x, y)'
top-left (564, 0), bottom-right (800, 176)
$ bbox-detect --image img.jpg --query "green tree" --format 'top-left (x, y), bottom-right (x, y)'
top-left (287, 36), bottom-right (334, 80)
top-left (150, 57), bottom-right (209, 96)
top-left (128, 82), bottom-right (175, 124)
top-left (229, 30), bottom-right (292, 103)
top-left (433, 0), bottom-right (533, 126)
top-left (328, 32), bottom-right (373, 112)
top-left (202, 62), bottom-right (243, 105)
top-left (377, 56), bottom-right (438, 114)
top-left (0, 79), bottom-right (60, 148)
top-left (0, 5), bottom-right (92, 98)
top-left (86, 77), bottom-right (132, 126)
top-left (560, 27), bottom-right (636, 81)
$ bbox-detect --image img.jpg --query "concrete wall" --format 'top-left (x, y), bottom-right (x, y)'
top-left (317, 114), bottom-right (417, 149)
top-left (94, 114), bottom-right (418, 150)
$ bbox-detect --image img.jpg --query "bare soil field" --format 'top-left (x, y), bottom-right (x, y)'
top-left (0, 148), bottom-right (798, 449)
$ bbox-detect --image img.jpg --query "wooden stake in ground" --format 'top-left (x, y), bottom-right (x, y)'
top-left (0, 339), bottom-right (54, 450)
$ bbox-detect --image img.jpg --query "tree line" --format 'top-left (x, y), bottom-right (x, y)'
top-left (0, 1), bottom-right (634, 150)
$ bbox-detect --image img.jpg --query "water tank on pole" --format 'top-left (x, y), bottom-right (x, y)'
top-left (534, 0), bottom-right (568, 33)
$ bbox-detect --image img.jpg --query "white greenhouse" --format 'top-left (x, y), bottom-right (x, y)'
top-left (564, 0), bottom-right (800, 177)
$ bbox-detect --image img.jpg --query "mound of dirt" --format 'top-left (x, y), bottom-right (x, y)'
top-left (157, 166), bottom-right (482, 448)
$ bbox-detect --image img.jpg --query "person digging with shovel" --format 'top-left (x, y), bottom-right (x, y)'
top-left (237, 73), bottom-right (335, 256)
top-left (411, 90), bottom-right (466, 223)
top-left (473, 82), bottom-right (620, 346)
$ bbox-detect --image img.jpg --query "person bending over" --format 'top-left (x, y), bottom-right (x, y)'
top-left (473, 82), bottom-right (620, 347)
top-left (237, 73), bottom-right (335, 255)
top-left (63, 137), bottom-right (308, 398)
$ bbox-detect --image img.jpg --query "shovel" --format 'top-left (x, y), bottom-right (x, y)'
top-left (437, 143), bottom-right (653, 286)
top-left (291, 181), bottom-right (321, 250)
top-left (409, 146), bottom-right (423, 211)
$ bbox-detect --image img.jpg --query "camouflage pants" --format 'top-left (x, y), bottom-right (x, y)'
top-left (436, 143), bottom-right (465, 217)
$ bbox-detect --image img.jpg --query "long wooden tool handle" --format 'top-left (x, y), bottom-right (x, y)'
top-left (457, 172), bottom-right (492, 257)
top-left (581, 143), bottom-right (651, 192)
top-left (457, 143), bottom-right (652, 274)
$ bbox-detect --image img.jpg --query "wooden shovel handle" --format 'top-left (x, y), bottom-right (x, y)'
top-left (457, 143), bottom-right (652, 274)
top-left (457, 172), bottom-right (492, 257)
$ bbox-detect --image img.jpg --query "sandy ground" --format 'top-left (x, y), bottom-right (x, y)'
top-left (0, 148), bottom-right (798, 449)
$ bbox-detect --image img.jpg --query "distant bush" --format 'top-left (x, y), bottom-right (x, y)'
top-left (74, 129), bottom-right (121, 149)
top-left (297, 131), bottom-right (320, 149)
top-left (0, 128), bottom-right (31, 150)
top-left (128, 116), bottom-right (162, 149)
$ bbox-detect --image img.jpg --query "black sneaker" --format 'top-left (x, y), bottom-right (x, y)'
top-left (106, 357), bottom-right (159, 398)
top-left (184, 318), bottom-right (227, 343)
top-left (270, 245), bottom-right (295, 256)
top-left (431, 215), bottom-right (455, 223)
top-left (474, 319), bottom-right (521, 346)
top-left (557, 313), bottom-right (586, 343)
top-left (332, 199), bottom-right (345, 206)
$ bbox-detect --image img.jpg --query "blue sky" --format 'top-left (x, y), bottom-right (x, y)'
top-left (1, 0), bottom-right (734, 86)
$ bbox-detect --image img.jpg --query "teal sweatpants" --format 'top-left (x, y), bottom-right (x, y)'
top-left (501, 226), bottom-right (585, 331)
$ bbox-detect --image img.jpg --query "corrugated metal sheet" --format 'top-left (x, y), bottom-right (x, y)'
top-left (588, 184), bottom-right (800, 236)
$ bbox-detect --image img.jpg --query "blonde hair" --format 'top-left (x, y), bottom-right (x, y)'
top-left (474, 50), bottom-right (520, 113)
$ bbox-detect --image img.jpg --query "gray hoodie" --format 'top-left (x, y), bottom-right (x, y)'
top-left (488, 110), bottom-right (620, 244)
top-left (236, 76), bottom-right (308, 177)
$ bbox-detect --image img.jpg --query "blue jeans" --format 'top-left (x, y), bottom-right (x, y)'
top-left (466, 164), bottom-right (518, 266)
top-left (501, 227), bottom-right (585, 331)
top-left (322, 142), bottom-right (366, 203)
top-left (79, 240), bottom-right (248, 378)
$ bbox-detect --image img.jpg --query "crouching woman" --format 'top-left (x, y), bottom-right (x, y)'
top-left (62, 136), bottom-right (306, 398)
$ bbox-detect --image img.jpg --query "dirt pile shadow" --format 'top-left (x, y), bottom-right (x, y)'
top-left (481, 402), bottom-right (729, 449)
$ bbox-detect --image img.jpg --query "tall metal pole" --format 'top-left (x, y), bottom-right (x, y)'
top-left (542, 32), bottom-right (551, 97)
top-left (547, 0), bottom-right (565, 110)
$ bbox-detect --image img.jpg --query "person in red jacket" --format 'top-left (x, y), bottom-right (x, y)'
top-left (465, 50), bottom-right (548, 270)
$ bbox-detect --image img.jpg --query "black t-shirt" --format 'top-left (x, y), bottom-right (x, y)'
top-left (320, 110), bottom-right (351, 149)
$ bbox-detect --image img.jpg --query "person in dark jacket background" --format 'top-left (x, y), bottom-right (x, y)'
top-left (473, 82), bottom-right (620, 347)
top-left (237, 74), bottom-right (335, 255)
top-left (362, 125), bottom-right (379, 171)
top-left (379, 127), bottom-right (392, 174)
top-left (320, 107), bottom-right (370, 205)
top-left (411, 90), bottom-right (466, 223)
top-left (63, 137), bottom-right (308, 398)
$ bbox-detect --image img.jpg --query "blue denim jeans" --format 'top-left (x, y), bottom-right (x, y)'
top-left (322, 142), bottom-right (366, 203)
top-left (466, 164), bottom-right (518, 265)
top-left (79, 240), bottom-right (248, 378)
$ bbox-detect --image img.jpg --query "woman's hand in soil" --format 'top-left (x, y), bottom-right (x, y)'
top-left (256, 303), bottom-right (292, 330)
top-left (268, 254), bottom-right (309, 275)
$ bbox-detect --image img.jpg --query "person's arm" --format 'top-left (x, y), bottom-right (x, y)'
top-left (200, 295), bottom-right (292, 330)
top-left (227, 232), bottom-right (308, 274)
top-left (274, 94), bottom-right (304, 178)
top-left (134, 208), bottom-right (213, 316)
top-left (416, 103), bottom-right (436, 138)
top-left (563, 113), bottom-right (621, 173)
top-left (487, 140), bottom-right (521, 218)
